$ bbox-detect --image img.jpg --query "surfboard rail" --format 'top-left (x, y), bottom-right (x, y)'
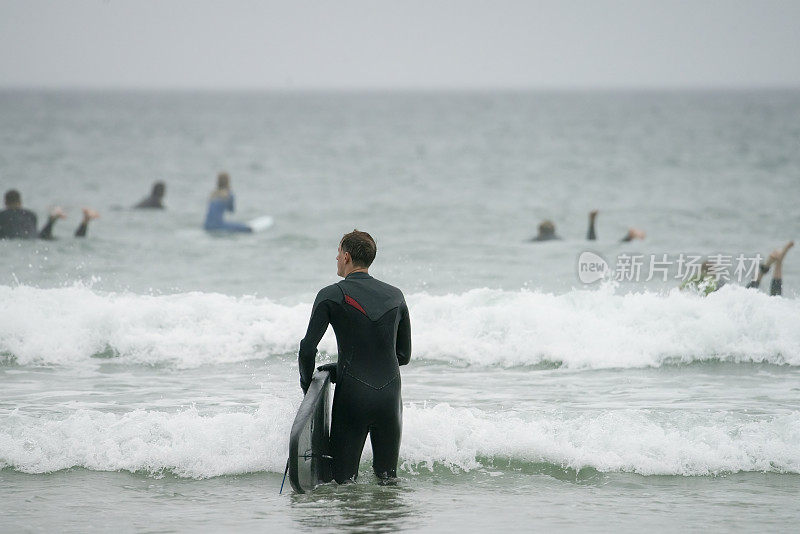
top-left (288, 369), bottom-right (332, 493)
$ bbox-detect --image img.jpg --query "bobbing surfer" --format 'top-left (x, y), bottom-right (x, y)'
top-left (298, 229), bottom-right (412, 483)
top-left (1, 189), bottom-right (98, 239)
top-left (134, 181), bottom-right (166, 209)
top-left (203, 172), bottom-right (253, 232)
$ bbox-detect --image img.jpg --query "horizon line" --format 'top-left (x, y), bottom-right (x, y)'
top-left (2, 83), bottom-right (800, 93)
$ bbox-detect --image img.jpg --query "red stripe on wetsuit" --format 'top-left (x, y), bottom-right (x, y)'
top-left (344, 295), bottom-right (367, 315)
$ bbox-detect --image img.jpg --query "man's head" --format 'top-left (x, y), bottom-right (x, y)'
top-left (4, 189), bottom-right (21, 208)
top-left (537, 219), bottom-right (555, 238)
top-left (152, 181), bottom-right (166, 199)
top-left (337, 229), bottom-right (377, 277)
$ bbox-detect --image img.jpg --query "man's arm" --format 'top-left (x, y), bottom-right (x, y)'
top-left (396, 301), bottom-right (411, 366)
top-left (298, 288), bottom-right (335, 393)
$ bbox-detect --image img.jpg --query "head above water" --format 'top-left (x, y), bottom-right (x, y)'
top-left (337, 229), bottom-right (377, 277)
top-left (537, 219), bottom-right (556, 238)
top-left (4, 189), bottom-right (21, 208)
top-left (217, 172), bottom-right (230, 190)
top-left (152, 181), bottom-right (166, 199)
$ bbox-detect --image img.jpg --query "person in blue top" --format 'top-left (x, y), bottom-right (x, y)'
top-left (203, 172), bottom-right (252, 233)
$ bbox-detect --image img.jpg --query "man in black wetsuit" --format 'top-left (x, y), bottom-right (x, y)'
top-left (134, 181), bottom-right (166, 209)
top-left (0, 189), bottom-right (38, 238)
top-left (0, 189), bottom-right (97, 239)
top-left (298, 229), bottom-right (412, 484)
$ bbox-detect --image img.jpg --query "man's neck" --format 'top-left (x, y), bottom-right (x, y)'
top-left (344, 267), bottom-right (369, 277)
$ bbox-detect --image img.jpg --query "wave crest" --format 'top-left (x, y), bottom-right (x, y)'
top-left (1, 284), bottom-right (799, 369)
top-left (2, 402), bottom-right (798, 478)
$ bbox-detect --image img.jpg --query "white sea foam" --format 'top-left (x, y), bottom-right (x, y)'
top-left (2, 402), bottom-right (798, 478)
top-left (400, 404), bottom-right (800, 476)
top-left (409, 283), bottom-right (800, 368)
top-left (0, 284), bottom-right (314, 368)
top-left (1, 283), bottom-right (799, 368)
top-left (0, 398), bottom-right (296, 479)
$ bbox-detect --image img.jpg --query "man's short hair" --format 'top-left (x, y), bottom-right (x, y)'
top-left (340, 229), bottom-right (377, 268)
top-left (4, 189), bottom-right (21, 207)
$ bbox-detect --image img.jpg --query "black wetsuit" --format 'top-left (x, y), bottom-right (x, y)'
top-left (587, 219), bottom-right (597, 240)
top-left (0, 208), bottom-right (38, 239)
top-left (587, 218), bottom-right (634, 243)
top-left (134, 195), bottom-right (164, 209)
top-left (746, 265), bottom-right (782, 296)
top-left (530, 233), bottom-right (560, 242)
top-left (298, 272), bottom-right (411, 483)
top-left (0, 208), bottom-right (87, 240)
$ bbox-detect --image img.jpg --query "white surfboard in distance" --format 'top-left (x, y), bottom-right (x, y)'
top-left (248, 215), bottom-right (274, 232)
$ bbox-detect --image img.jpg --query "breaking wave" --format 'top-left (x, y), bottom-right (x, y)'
top-left (1, 283), bottom-right (798, 369)
top-left (2, 402), bottom-right (798, 478)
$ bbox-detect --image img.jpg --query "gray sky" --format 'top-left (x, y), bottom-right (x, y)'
top-left (1, 0), bottom-right (799, 90)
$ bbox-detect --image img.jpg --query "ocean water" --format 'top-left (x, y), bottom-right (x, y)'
top-left (1, 90), bottom-right (800, 532)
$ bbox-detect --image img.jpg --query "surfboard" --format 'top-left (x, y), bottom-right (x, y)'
top-left (288, 369), bottom-right (333, 493)
top-left (248, 215), bottom-right (274, 232)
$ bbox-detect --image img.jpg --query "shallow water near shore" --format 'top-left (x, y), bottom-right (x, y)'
top-left (3, 468), bottom-right (800, 532)
top-left (2, 89), bottom-right (800, 532)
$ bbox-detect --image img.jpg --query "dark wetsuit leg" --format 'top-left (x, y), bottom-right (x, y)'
top-left (329, 377), bottom-right (403, 482)
top-left (747, 263), bottom-right (770, 289)
top-left (75, 221), bottom-right (88, 237)
top-left (770, 278), bottom-right (782, 296)
top-left (369, 379), bottom-right (403, 478)
top-left (330, 379), bottom-right (371, 483)
top-left (38, 216), bottom-right (57, 239)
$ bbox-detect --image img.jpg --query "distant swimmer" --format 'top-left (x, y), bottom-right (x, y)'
top-left (298, 230), bottom-right (412, 484)
top-left (530, 219), bottom-right (560, 242)
top-left (134, 181), bottom-right (166, 209)
top-left (530, 211), bottom-right (646, 243)
top-left (0, 189), bottom-right (98, 240)
top-left (747, 241), bottom-right (793, 296)
top-left (681, 241), bottom-right (793, 296)
top-left (586, 209), bottom-right (646, 242)
top-left (203, 172), bottom-right (252, 233)
top-left (680, 261), bottom-right (720, 296)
